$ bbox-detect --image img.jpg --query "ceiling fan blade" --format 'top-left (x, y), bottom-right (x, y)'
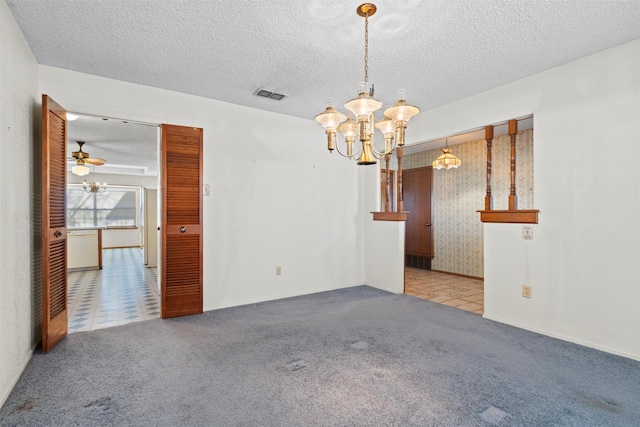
top-left (85, 158), bottom-right (106, 165)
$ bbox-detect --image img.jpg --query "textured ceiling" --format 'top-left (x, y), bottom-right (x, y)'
top-left (7, 0), bottom-right (640, 173)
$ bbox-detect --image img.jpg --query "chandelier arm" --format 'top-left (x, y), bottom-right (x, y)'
top-left (370, 138), bottom-right (397, 158)
top-left (333, 138), bottom-right (362, 160)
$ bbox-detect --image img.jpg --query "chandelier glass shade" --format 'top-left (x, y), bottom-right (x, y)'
top-left (314, 3), bottom-right (419, 165)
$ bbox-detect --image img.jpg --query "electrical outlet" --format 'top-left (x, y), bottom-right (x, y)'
top-left (276, 266), bottom-right (282, 276)
top-left (522, 285), bottom-right (532, 298)
top-left (522, 225), bottom-right (533, 240)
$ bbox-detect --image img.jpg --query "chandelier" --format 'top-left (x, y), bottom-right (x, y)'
top-left (83, 166), bottom-right (107, 193)
top-left (432, 139), bottom-right (461, 170)
top-left (83, 180), bottom-right (107, 193)
top-left (314, 3), bottom-right (419, 165)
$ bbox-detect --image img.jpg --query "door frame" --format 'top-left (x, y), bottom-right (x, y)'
top-left (47, 105), bottom-right (204, 344)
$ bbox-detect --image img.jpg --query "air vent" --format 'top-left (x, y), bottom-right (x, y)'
top-left (253, 89), bottom-right (286, 101)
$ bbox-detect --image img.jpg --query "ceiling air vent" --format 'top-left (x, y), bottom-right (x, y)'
top-left (253, 89), bottom-right (286, 101)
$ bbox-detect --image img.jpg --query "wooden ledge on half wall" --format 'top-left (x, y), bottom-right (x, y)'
top-left (371, 211), bottom-right (409, 221)
top-left (477, 209), bottom-right (539, 224)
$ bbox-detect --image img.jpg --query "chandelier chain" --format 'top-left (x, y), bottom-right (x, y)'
top-left (364, 13), bottom-right (369, 83)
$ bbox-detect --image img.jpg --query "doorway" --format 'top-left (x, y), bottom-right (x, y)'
top-left (403, 167), bottom-right (433, 269)
top-left (66, 114), bottom-right (161, 332)
top-left (400, 140), bottom-right (485, 315)
top-left (42, 95), bottom-right (204, 351)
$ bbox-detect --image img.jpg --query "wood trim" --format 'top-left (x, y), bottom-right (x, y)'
top-left (478, 209), bottom-right (539, 224)
top-left (165, 224), bottom-right (202, 235)
top-left (508, 119), bottom-right (518, 210)
top-left (396, 146), bottom-right (404, 212)
top-left (431, 269), bottom-right (484, 281)
top-left (383, 154), bottom-right (391, 212)
top-left (97, 228), bottom-right (102, 269)
top-left (484, 125), bottom-right (493, 211)
top-left (372, 211), bottom-right (408, 221)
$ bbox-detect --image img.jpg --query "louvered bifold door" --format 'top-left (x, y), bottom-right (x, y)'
top-left (42, 95), bottom-right (68, 352)
top-left (161, 124), bottom-right (203, 318)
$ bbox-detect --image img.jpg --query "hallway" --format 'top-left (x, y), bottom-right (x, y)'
top-left (68, 248), bottom-right (160, 333)
top-left (404, 268), bottom-right (484, 315)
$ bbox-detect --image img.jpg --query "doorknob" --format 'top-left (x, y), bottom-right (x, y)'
top-left (180, 227), bottom-right (186, 233)
top-left (425, 223), bottom-right (431, 227)
top-left (54, 230), bottom-right (62, 238)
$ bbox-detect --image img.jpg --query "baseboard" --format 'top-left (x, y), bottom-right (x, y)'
top-left (430, 269), bottom-right (483, 281)
top-left (68, 266), bottom-right (100, 273)
top-left (0, 343), bottom-right (36, 409)
top-left (203, 281), bottom-right (367, 312)
top-left (483, 313), bottom-right (640, 362)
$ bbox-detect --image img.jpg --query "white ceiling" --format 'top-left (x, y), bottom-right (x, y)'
top-left (67, 115), bottom-right (158, 176)
top-left (8, 0), bottom-right (640, 170)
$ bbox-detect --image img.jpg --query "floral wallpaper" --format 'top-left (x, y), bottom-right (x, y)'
top-left (399, 129), bottom-right (534, 278)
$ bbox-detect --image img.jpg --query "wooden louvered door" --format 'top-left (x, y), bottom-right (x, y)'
top-left (42, 95), bottom-right (68, 352)
top-left (161, 124), bottom-right (203, 318)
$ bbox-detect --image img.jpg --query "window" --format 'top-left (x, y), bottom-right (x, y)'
top-left (67, 185), bottom-right (141, 228)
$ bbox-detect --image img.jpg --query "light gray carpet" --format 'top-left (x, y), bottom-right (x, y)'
top-left (2, 286), bottom-right (639, 426)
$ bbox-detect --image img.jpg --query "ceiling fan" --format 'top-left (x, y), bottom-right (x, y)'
top-left (70, 141), bottom-right (106, 176)
top-left (71, 141), bottom-right (106, 166)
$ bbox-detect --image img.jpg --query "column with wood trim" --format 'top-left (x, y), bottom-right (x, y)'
top-left (508, 119), bottom-right (518, 211)
top-left (484, 125), bottom-right (493, 211)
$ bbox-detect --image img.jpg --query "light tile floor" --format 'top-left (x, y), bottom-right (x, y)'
top-left (404, 267), bottom-right (484, 315)
top-left (68, 248), bottom-right (160, 333)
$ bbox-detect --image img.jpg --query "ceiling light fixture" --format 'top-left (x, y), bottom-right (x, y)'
top-left (83, 180), bottom-right (107, 193)
top-left (432, 139), bottom-right (461, 170)
top-left (83, 165), bottom-right (107, 193)
top-left (314, 3), bottom-right (419, 165)
top-left (71, 159), bottom-right (90, 176)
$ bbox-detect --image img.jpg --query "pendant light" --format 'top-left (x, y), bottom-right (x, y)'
top-left (432, 139), bottom-right (461, 170)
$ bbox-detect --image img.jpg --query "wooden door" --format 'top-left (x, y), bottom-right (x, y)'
top-left (42, 95), bottom-right (68, 352)
top-left (161, 124), bottom-right (203, 318)
top-left (404, 167), bottom-right (433, 259)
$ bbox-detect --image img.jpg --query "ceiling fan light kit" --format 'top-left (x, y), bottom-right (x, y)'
top-left (71, 163), bottom-right (90, 176)
top-left (314, 3), bottom-right (419, 165)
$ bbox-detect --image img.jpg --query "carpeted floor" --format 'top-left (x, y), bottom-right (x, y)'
top-left (2, 286), bottom-right (639, 426)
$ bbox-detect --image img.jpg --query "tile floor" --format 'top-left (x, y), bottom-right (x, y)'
top-left (68, 248), bottom-right (160, 333)
top-left (404, 267), bottom-right (484, 315)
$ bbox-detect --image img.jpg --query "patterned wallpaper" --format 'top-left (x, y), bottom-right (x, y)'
top-left (400, 129), bottom-right (534, 278)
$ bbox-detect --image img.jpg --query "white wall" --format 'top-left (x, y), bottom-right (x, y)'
top-left (102, 229), bottom-right (141, 248)
top-left (40, 65), bottom-right (366, 311)
top-left (363, 164), bottom-right (405, 293)
top-left (403, 40), bottom-right (640, 360)
top-left (0, 0), bottom-right (39, 408)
